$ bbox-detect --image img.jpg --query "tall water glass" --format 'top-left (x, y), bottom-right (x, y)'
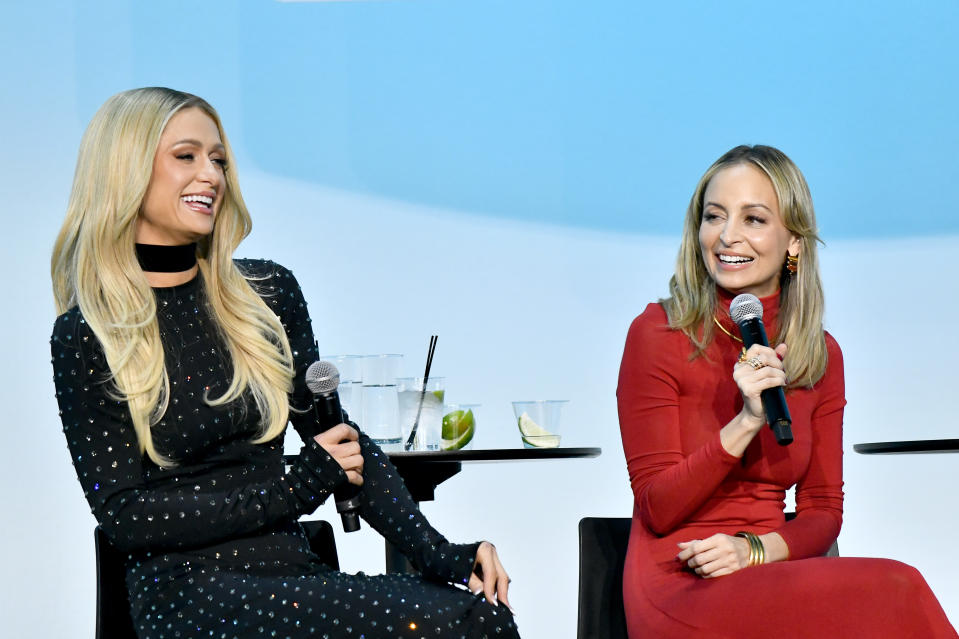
top-left (324, 354), bottom-right (363, 420)
top-left (396, 377), bottom-right (445, 451)
top-left (360, 354), bottom-right (403, 448)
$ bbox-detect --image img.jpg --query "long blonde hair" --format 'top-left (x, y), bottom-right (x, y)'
top-left (662, 144), bottom-right (827, 388)
top-left (51, 87), bottom-right (294, 466)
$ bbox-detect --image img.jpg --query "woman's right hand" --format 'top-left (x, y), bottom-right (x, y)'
top-left (313, 424), bottom-right (364, 486)
top-left (677, 533), bottom-right (751, 578)
top-left (733, 343), bottom-right (788, 427)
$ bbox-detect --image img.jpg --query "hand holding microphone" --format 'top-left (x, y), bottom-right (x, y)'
top-left (313, 425), bottom-right (364, 487)
top-left (306, 360), bottom-right (364, 532)
top-left (730, 294), bottom-right (793, 446)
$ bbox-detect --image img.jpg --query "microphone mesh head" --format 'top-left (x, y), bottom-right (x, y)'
top-left (729, 294), bottom-right (763, 324)
top-left (305, 360), bottom-right (340, 394)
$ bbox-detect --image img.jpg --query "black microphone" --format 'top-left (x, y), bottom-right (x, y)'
top-left (729, 294), bottom-right (793, 446)
top-left (305, 360), bottom-right (362, 532)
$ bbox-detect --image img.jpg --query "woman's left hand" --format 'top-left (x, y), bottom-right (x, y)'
top-left (468, 541), bottom-right (513, 611)
top-left (677, 534), bottom-right (750, 578)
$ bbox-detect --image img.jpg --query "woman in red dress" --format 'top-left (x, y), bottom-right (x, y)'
top-left (617, 145), bottom-right (956, 637)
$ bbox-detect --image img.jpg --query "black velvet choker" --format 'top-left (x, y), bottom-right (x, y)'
top-left (135, 243), bottom-right (198, 272)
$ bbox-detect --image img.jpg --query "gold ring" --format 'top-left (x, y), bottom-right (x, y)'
top-left (747, 356), bottom-right (765, 370)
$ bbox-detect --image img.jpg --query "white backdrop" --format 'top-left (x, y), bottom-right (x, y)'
top-left (5, 171), bottom-right (957, 636)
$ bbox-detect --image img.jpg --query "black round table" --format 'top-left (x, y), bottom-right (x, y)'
top-left (853, 439), bottom-right (959, 455)
top-left (388, 446), bottom-right (603, 501)
top-left (383, 446), bottom-right (602, 572)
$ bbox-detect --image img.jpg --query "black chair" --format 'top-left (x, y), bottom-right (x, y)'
top-left (95, 526), bottom-right (137, 639)
top-left (577, 517), bottom-right (631, 639)
top-left (576, 515), bottom-right (839, 639)
top-left (95, 520), bottom-right (339, 639)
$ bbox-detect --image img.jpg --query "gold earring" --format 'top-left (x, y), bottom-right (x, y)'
top-left (785, 253), bottom-right (799, 275)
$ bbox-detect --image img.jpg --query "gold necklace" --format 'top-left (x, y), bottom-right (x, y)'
top-left (712, 315), bottom-right (743, 343)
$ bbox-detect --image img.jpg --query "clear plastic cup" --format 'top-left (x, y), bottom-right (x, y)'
top-left (511, 400), bottom-right (567, 448)
top-left (442, 403), bottom-right (479, 451)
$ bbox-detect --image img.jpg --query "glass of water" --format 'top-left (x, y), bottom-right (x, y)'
top-left (323, 354), bottom-right (363, 420)
top-left (396, 377), bottom-right (445, 451)
top-left (360, 354), bottom-right (403, 448)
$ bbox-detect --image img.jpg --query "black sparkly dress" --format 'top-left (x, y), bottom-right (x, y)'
top-left (51, 259), bottom-right (519, 639)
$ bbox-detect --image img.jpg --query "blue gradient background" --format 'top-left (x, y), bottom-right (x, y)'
top-left (2, 1), bottom-right (957, 635)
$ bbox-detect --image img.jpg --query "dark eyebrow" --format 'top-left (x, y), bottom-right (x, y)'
top-left (171, 138), bottom-right (226, 153)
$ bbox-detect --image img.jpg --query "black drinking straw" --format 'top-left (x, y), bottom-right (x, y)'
top-left (404, 335), bottom-right (438, 451)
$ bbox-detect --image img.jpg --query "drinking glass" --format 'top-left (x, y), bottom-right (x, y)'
top-left (324, 354), bottom-right (363, 420)
top-left (442, 403), bottom-right (479, 451)
top-left (396, 377), bottom-right (445, 451)
top-left (512, 400), bottom-right (567, 448)
top-left (360, 354), bottom-right (403, 447)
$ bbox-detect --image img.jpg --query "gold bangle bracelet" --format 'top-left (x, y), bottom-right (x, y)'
top-left (735, 531), bottom-right (765, 567)
top-left (737, 532), bottom-right (757, 566)
top-left (753, 534), bottom-right (764, 565)
top-left (735, 532), bottom-right (752, 565)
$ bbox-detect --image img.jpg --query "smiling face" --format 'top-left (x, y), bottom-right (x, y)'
top-left (136, 107), bottom-right (227, 245)
top-left (698, 162), bottom-right (799, 298)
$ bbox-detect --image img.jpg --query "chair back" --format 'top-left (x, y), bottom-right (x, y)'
top-left (301, 519), bottom-right (340, 570)
top-left (95, 526), bottom-right (138, 639)
top-left (577, 517), bottom-right (630, 639)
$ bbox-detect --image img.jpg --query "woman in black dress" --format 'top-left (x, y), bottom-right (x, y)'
top-left (50, 87), bottom-right (518, 639)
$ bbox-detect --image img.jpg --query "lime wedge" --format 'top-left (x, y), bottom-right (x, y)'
top-left (432, 389), bottom-right (446, 402)
top-left (443, 424), bottom-right (475, 450)
top-left (442, 409), bottom-right (472, 439)
top-left (517, 412), bottom-right (554, 437)
top-left (522, 434), bottom-right (561, 448)
top-left (442, 409), bottom-right (475, 450)
top-left (518, 412), bottom-right (559, 448)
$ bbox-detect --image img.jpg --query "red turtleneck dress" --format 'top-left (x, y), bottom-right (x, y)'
top-left (617, 289), bottom-right (956, 638)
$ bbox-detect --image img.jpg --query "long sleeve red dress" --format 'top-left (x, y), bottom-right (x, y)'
top-left (617, 288), bottom-right (956, 638)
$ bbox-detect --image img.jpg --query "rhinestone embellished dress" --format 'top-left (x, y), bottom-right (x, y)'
top-left (51, 259), bottom-right (518, 639)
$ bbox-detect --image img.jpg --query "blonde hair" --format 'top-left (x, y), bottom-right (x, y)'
top-left (51, 87), bottom-right (294, 466)
top-left (662, 144), bottom-right (827, 388)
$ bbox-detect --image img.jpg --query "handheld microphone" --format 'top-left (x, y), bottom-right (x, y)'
top-left (305, 360), bottom-right (362, 532)
top-left (729, 294), bottom-right (793, 446)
